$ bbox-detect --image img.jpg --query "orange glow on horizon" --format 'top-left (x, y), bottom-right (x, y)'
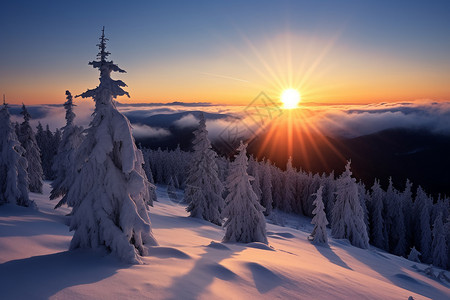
top-left (2, 30), bottom-right (449, 106)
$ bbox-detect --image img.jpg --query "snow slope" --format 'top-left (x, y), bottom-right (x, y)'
top-left (0, 182), bottom-right (449, 300)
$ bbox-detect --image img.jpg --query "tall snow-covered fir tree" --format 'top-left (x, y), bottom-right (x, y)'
top-left (387, 180), bottom-right (407, 256)
top-left (142, 149), bottom-right (157, 206)
top-left (65, 28), bottom-right (157, 264)
top-left (281, 157), bottom-right (295, 212)
top-left (383, 178), bottom-right (397, 250)
top-left (50, 91), bottom-right (84, 208)
top-left (331, 161), bottom-right (369, 249)
top-left (308, 186), bottom-right (328, 245)
top-left (400, 179), bottom-right (414, 250)
top-left (35, 122), bottom-right (58, 180)
top-left (0, 99), bottom-right (34, 208)
top-left (270, 161), bottom-right (284, 211)
top-left (431, 212), bottom-right (448, 269)
top-left (223, 141), bottom-right (267, 244)
top-left (259, 159), bottom-right (273, 216)
top-left (17, 104), bottom-right (43, 193)
top-left (248, 155), bottom-right (262, 203)
top-left (369, 179), bottom-right (385, 249)
top-left (414, 186), bottom-right (432, 264)
top-left (185, 113), bottom-right (224, 226)
top-left (357, 180), bottom-right (369, 235)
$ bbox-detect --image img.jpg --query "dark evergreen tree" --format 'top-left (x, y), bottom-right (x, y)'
top-left (17, 104), bottom-right (43, 193)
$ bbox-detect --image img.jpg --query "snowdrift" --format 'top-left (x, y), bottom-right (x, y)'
top-left (0, 183), bottom-right (449, 299)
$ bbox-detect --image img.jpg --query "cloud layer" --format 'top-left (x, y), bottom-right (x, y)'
top-left (8, 100), bottom-right (450, 141)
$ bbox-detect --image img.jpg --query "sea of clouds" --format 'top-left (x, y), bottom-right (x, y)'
top-left (8, 99), bottom-right (450, 140)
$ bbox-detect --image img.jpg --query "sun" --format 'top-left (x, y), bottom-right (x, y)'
top-left (280, 88), bottom-right (301, 109)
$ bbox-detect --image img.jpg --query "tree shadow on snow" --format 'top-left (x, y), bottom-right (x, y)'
top-left (354, 249), bottom-right (450, 300)
top-left (164, 242), bottom-right (242, 300)
top-left (245, 261), bottom-right (291, 293)
top-left (313, 244), bottom-right (352, 270)
top-left (0, 250), bottom-right (123, 299)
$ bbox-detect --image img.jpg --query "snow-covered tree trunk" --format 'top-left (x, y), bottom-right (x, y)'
top-left (223, 141), bottom-right (267, 244)
top-left (309, 186), bottom-right (328, 245)
top-left (66, 28), bottom-right (157, 264)
top-left (0, 102), bottom-right (35, 208)
top-left (331, 161), bottom-right (369, 249)
top-left (17, 104), bottom-right (43, 193)
top-left (50, 91), bottom-right (85, 208)
top-left (185, 113), bottom-right (224, 226)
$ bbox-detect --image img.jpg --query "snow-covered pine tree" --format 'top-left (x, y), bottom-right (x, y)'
top-left (259, 159), bottom-right (273, 216)
top-left (294, 170), bottom-right (308, 214)
top-left (142, 149), bottom-right (157, 206)
top-left (369, 179), bottom-right (385, 249)
top-left (270, 162), bottom-right (284, 210)
top-left (407, 246), bottom-right (421, 263)
top-left (215, 155), bottom-right (228, 184)
top-left (414, 186), bottom-right (432, 264)
top-left (401, 179), bottom-right (414, 250)
top-left (51, 128), bottom-right (62, 177)
top-left (309, 186), bottom-right (328, 245)
top-left (50, 91), bottom-right (84, 208)
top-left (389, 181), bottom-right (407, 256)
top-left (331, 161), bottom-right (369, 249)
top-left (0, 99), bottom-right (34, 207)
top-left (280, 157), bottom-right (295, 212)
top-left (445, 215), bottom-right (450, 270)
top-left (431, 212), bottom-right (448, 269)
top-left (248, 155), bottom-right (262, 203)
top-left (185, 113), bottom-right (224, 225)
top-left (154, 147), bottom-right (164, 184)
top-left (17, 104), bottom-right (43, 193)
top-left (305, 173), bottom-right (322, 217)
top-left (66, 27), bottom-right (157, 264)
top-left (41, 124), bottom-right (56, 179)
top-left (35, 122), bottom-right (44, 146)
top-left (322, 171), bottom-right (336, 219)
top-left (222, 141), bottom-right (267, 244)
top-left (357, 181), bottom-right (369, 234)
top-left (383, 177), bottom-right (398, 251)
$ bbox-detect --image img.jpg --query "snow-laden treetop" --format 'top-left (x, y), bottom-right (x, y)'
top-left (21, 104), bottom-right (31, 123)
top-left (64, 90), bottom-right (76, 127)
top-left (77, 27), bottom-right (129, 105)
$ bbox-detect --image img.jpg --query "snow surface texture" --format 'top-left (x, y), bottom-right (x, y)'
top-left (0, 182), bottom-right (449, 299)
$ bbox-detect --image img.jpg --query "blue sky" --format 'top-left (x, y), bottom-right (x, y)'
top-left (1, 0), bottom-right (449, 104)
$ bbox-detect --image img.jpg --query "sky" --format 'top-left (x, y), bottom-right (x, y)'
top-left (1, 0), bottom-right (449, 105)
